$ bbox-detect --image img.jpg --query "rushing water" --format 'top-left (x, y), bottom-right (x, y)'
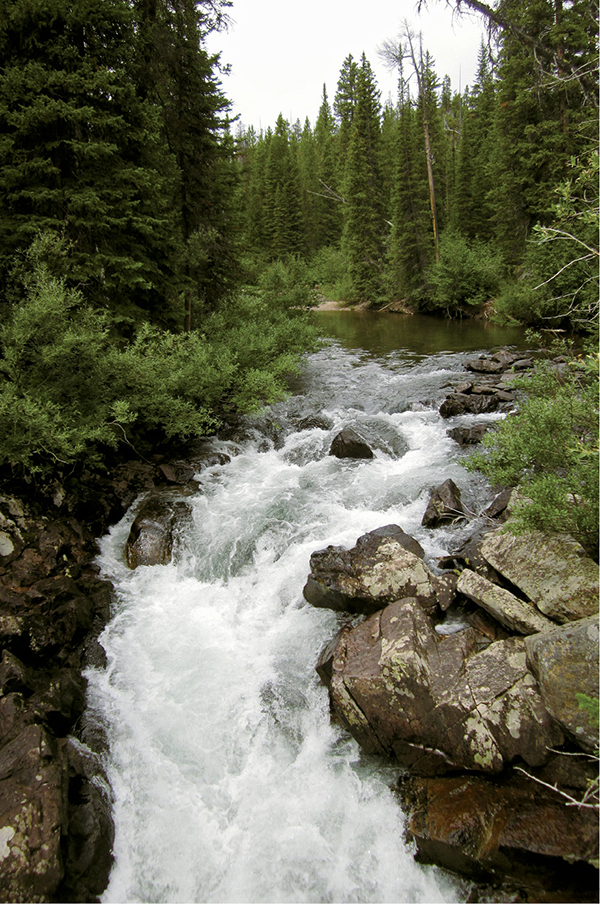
top-left (87, 314), bottom-right (527, 904)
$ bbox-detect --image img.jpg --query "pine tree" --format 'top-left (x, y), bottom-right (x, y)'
top-left (334, 54), bottom-right (359, 181)
top-left (453, 43), bottom-right (496, 241)
top-left (342, 54), bottom-right (385, 301)
top-left (263, 115), bottom-right (304, 259)
top-left (314, 86), bottom-right (343, 247)
top-left (386, 73), bottom-right (432, 298)
top-left (139, 0), bottom-right (237, 325)
top-left (487, 0), bottom-right (597, 262)
top-left (0, 0), bottom-right (177, 326)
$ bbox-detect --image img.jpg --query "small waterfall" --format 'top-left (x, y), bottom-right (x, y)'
top-left (86, 342), bottom-right (505, 903)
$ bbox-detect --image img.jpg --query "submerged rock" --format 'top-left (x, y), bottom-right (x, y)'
top-left (328, 427), bottom-right (374, 460)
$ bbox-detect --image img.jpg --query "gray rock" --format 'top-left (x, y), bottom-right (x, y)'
top-left (327, 599), bottom-right (563, 775)
top-left (303, 526), bottom-right (445, 616)
top-left (466, 356), bottom-right (504, 374)
top-left (447, 424), bottom-right (490, 445)
top-left (0, 724), bottom-right (67, 902)
top-left (329, 427), bottom-right (374, 459)
top-left (457, 569), bottom-right (556, 635)
top-left (422, 478), bottom-right (465, 527)
top-left (439, 393), bottom-right (501, 418)
top-left (526, 616), bottom-right (600, 752)
top-left (480, 530), bottom-right (599, 623)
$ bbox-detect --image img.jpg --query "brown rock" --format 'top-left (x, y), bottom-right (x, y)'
top-left (303, 527), bottom-right (442, 616)
top-left (0, 724), bottom-right (68, 902)
top-left (422, 478), bottom-right (465, 527)
top-left (399, 770), bottom-right (599, 899)
top-left (326, 600), bottom-right (563, 774)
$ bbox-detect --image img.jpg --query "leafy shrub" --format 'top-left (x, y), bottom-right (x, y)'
top-left (0, 235), bottom-right (319, 475)
top-left (495, 152), bottom-right (599, 332)
top-left (468, 348), bottom-right (599, 556)
top-left (258, 256), bottom-right (317, 309)
top-left (425, 230), bottom-right (505, 316)
top-left (308, 246), bottom-right (353, 301)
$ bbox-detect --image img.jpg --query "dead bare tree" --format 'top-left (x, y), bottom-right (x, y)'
top-left (379, 23), bottom-right (440, 262)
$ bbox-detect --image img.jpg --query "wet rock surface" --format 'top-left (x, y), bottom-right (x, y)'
top-left (421, 478), bottom-right (466, 527)
top-left (308, 500), bottom-right (599, 899)
top-left (328, 427), bottom-right (374, 459)
top-left (0, 447), bottom-right (218, 902)
top-left (398, 769), bottom-right (599, 902)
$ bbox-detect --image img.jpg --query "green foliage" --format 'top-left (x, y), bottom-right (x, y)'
top-left (0, 235), bottom-right (319, 475)
top-left (577, 694), bottom-right (600, 730)
top-left (425, 230), bottom-right (504, 315)
top-left (257, 257), bottom-right (317, 310)
top-left (468, 348), bottom-right (599, 555)
top-left (495, 152), bottom-right (599, 330)
top-left (308, 246), bottom-right (353, 300)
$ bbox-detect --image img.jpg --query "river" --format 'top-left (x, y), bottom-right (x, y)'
top-left (86, 313), bottom-right (527, 903)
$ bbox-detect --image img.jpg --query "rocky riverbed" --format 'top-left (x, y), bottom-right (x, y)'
top-left (0, 348), bottom-right (597, 903)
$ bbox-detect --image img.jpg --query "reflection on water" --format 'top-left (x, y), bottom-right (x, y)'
top-left (314, 311), bottom-right (528, 357)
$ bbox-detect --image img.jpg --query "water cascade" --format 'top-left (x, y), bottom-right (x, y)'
top-left (87, 331), bottom-right (523, 903)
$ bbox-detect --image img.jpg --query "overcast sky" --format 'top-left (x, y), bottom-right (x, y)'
top-left (206, 0), bottom-right (487, 132)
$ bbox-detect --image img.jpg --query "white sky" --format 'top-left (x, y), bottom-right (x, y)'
top-left (207, 0), bottom-right (487, 131)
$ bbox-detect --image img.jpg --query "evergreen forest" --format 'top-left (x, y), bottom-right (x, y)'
top-left (0, 0), bottom-right (597, 484)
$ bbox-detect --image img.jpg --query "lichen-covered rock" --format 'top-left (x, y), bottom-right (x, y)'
top-left (399, 770), bottom-right (599, 900)
top-left (303, 526), bottom-right (447, 616)
top-left (480, 530), bottom-right (599, 623)
top-left (457, 568), bottom-right (556, 635)
top-left (0, 724), bottom-right (68, 903)
top-left (525, 616), bottom-right (600, 753)
top-left (421, 478), bottom-right (465, 527)
top-left (328, 427), bottom-right (374, 460)
top-left (326, 599), bottom-right (563, 775)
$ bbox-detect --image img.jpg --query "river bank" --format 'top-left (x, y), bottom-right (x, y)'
top-left (0, 326), bottom-right (597, 902)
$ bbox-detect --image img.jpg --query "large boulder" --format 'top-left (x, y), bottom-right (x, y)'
top-left (480, 530), bottom-right (599, 623)
top-left (526, 616), bottom-right (600, 753)
top-left (421, 478), bottom-right (465, 527)
top-left (303, 526), bottom-right (451, 616)
top-left (399, 770), bottom-right (599, 900)
top-left (0, 724), bottom-right (68, 903)
top-left (457, 569), bottom-right (556, 635)
top-left (126, 493), bottom-right (191, 568)
top-left (325, 598), bottom-right (563, 774)
top-left (328, 427), bottom-right (374, 460)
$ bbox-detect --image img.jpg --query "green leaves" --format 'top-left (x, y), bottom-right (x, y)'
top-left (0, 234), bottom-right (319, 475)
top-left (468, 350), bottom-right (599, 555)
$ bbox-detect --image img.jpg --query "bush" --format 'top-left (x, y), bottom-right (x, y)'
top-left (0, 235), bottom-right (320, 475)
top-left (468, 347), bottom-right (599, 556)
top-left (258, 256), bottom-right (317, 310)
top-left (308, 246), bottom-right (353, 301)
top-left (425, 230), bottom-right (505, 316)
top-left (495, 152), bottom-right (599, 332)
